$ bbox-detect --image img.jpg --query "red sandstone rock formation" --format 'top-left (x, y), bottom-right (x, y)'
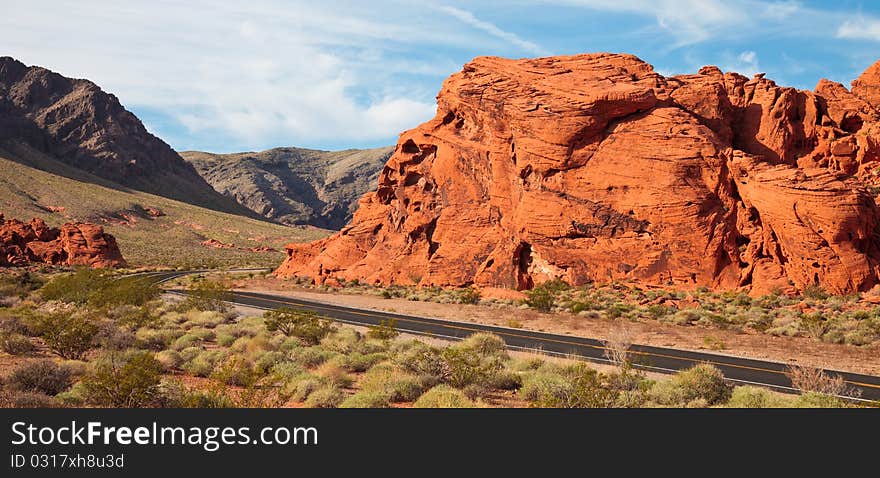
top-left (276, 53), bottom-right (880, 295)
top-left (0, 214), bottom-right (125, 268)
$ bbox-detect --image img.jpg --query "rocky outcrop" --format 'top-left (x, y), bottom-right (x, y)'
top-left (0, 214), bottom-right (125, 268)
top-left (181, 146), bottom-right (394, 229)
top-left (276, 53), bottom-right (880, 295)
top-left (0, 56), bottom-right (252, 216)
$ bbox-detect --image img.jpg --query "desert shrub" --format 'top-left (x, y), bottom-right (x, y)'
top-left (96, 324), bottom-right (137, 351)
top-left (786, 365), bottom-right (854, 397)
top-left (342, 352), bottom-right (387, 373)
top-left (321, 328), bottom-right (363, 354)
top-left (441, 336), bottom-right (507, 388)
top-left (315, 360), bottom-right (354, 388)
top-left (264, 307), bottom-right (335, 345)
top-left (268, 362), bottom-right (305, 382)
top-left (392, 340), bottom-right (448, 379)
top-left (114, 304), bottom-right (160, 329)
top-left (726, 386), bottom-right (793, 408)
top-left (802, 284), bottom-right (829, 300)
top-left (135, 327), bottom-right (183, 350)
top-left (524, 279), bottom-right (570, 312)
top-left (182, 280), bottom-right (232, 312)
top-left (0, 313), bottom-right (31, 336)
top-left (0, 332), bottom-right (36, 355)
top-left (182, 350), bottom-right (226, 377)
top-left (304, 385), bottom-right (343, 408)
top-left (0, 390), bottom-right (60, 408)
top-left (55, 381), bottom-right (88, 406)
top-left (360, 364), bottom-right (428, 402)
top-left (648, 364), bottom-right (731, 407)
top-left (81, 350), bottom-right (163, 407)
top-left (0, 271), bottom-right (44, 299)
top-left (170, 333), bottom-right (205, 351)
top-left (41, 269), bottom-right (159, 308)
top-left (510, 356), bottom-right (545, 372)
top-left (32, 313), bottom-right (99, 360)
top-left (181, 310), bottom-right (229, 329)
top-left (367, 318), bottom-right (399, 340)
top-left (413, 385), bottom-right (475, 408)
top-left (339, 391), bottom-right (390, 408)
top-left (7, 360), bottom-right (73, 395)
top-left (292, 346), bottom-right (338, 368)
top-left (793, 392), bottom-right (847, 408)
top-left (155, 350), bottom-right (183, 371)
top-left (520, 364), bottom-right (615, 408)
top-left (212, 356), bottom-right (260, 387)
top-left (253, 351), bottom-right (286, 375)
top-left (87, 277), bottom-right (161, 308)
top-left (455, 287), bottom-right (481, 305)
top-left (488, 370), bottom-right (522, 390)
top-left (668, 309), bottom-right (701, 325)
top-left (288, 374), bottom-right (327, 402)
top-left (40, 268), bottom-right (109, 304)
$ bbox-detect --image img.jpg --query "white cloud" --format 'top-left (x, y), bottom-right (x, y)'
top-left (437, 6), bottom-right (549, 56)
top-left (723, 50), bottom-right (761, 77)
top-left (837, 16), bottom-right (880, 41)
top-left (0, 1), bottom-right (500, 151)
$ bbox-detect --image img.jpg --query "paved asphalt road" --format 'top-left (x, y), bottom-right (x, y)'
top-left (144, 270), bottom-right (880, 402)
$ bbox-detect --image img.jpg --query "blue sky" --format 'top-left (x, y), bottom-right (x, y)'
top-left (3, 1), bottom-right (880, 153)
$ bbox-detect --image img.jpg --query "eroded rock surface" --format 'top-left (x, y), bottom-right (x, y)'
top-left (277, 53), bottom-right (880, 294)
top-left (0, 214), bottom-right (125, 268)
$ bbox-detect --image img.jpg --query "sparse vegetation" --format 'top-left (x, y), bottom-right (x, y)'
top-left (0, 270), bottom-right (867, 409)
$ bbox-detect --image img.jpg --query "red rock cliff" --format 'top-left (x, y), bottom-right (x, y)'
top-left (276, 53), bottom-right (880, 295)
top-left (0, 214), bottom-right (125, 268)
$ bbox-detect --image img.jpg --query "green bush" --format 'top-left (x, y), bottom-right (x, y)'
top-left (520, 364), bottom-right (615, 408)
top-left (413, 385), bottom-right (475, 408)
top-left (264, 307), bottom-right (335, 345)
top-left (793, 392), bottom-right (847, 408)
top-left (40, 269), bottom-right (109, 304)
top-left (524, 279), bottom-right (570, 312)
top-left (212, 356), bottom-right (260, 387)
top-left (182, 350), bottom-right (226, 377)
top-left (292, 346), bottom-right (337, 368)
top-left (392, 340), bottom-right (447, 379)
top-left (40, 269), bottom-right (159, 308)
top-left (287, 374), bottom-right (326, 402)
top-left (726, 386), bottom-right (792, 408)
top-left (0, 271), bottom-right (45, 299)
top-left (81, 351), bottom-right (163, 407)
top-left (304, 385), bottom-right (343, 408)
top-left (31, 313), bottom-right (99, 360)
top-left (0, 332), bottom-right (36, 355)
top-left (7, 360), bottom-right (73, 395)
top-left (367, 318), bottom-right (399, 340)
top-left (155, 350), bottom-right (183, 371)
top-left (182, 280), bottom-right (232, 312)
top-left (440, 337), bottom-right (506, 388)
top-left (342, 352), bottom-right (387, 373)
top-left (339, 391), bottom-right (391, 408)
top-left (359, 364), bottom-right (428, 402)
top-left (456, 287), bottom-right (481, 305)
top-left (648, 364), bottom-right (731, 407)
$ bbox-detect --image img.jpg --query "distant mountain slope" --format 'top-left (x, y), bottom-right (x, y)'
top-left (0, 141), bottom-right (329, 268)
top-left (0, 56), bottom-right (254, 217)
top-left (181, 146), bottom-right (393, 229)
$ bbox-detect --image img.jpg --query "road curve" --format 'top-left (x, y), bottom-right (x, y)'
top-left (147, 270), bottom-right (880, 402)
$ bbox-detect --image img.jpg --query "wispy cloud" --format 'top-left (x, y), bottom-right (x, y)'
top-left (437, 6), bottom-right (549, 56)
top-left (837, 16), bottom-right (880, 41)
